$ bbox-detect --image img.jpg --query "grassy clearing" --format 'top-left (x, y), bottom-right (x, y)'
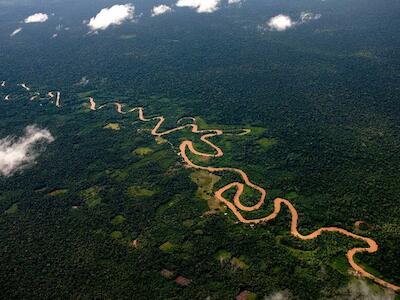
top-left (111, 215), bottom-right (126, 225)
top-left (216, 250), bottom-right (232, 264)
top-left (284, 191), bottom-right (299, 200)
top-left (80, 186), bottom-right (102, 208)
top-left (5, 203), bottom-right (18, 214)
top-left (155, 136), bottom-right (167, 145)
top-left (330, 255), bottom-right (349, 275)
top-left (127, 186), bottom-right (155, 197)
top-left (111, 231), bottom-right (123, 239)
top-left (159, 241), bottom-right (175, 252)
top-left (104, 123), bottom-right (120, 130)
top-left (190, 170), bottom-right (224, 211)
top-left (182, 219), bottom-right (194, 227)
top-left (257, 137), bottom-right (278, 150)
top-left (111, 170), bottom-right (128, 182)
top-left (230, 256), bottom-right (249, 270)
top-left (133, 147), bottom-right (153, 156)
top-left (131, 148), bottom-right (173, 170)
top-left (156, 195), bottom-right (181, 216)
top-left (47, 189), bottom-right (68, 196)
top-left (160, 269), bottom-right (174, 279)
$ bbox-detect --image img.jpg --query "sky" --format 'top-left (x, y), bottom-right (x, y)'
top-left (2, 0), bottom-right (326, 38)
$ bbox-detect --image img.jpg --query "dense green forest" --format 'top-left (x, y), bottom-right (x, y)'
top-left (0, 0), bottom-right (399, 299)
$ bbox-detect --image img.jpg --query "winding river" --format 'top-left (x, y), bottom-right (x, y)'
top-left (1, 86), bottom-right (398, 292)
top-left (99, 99), bottom-right (399, 293)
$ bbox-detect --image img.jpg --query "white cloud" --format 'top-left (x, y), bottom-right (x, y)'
top-left (267, 14), bottom-right (295, 31)
top-left (151, 4), bottom-right (172, 16)
top-left (88, 4), bottom-right (136, 31)
top-left (265, 11), bottom-right (321, 32)
top-left (10, 27), bottom-right (22, 37)
top-left (300, 11), bottom-right (321, 23)
top-left (24, 13), bottom-right (48, 23)
top-left (0, 125), bottom-right (54, 177)
top-left (176, 0), bottom-right (221, 13)
top-left (228, 0), bottom-right (242, 5)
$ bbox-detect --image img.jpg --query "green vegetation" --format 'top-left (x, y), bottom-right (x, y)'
top-left (155, 136), bottom-right (167, 145)
top-left (159, 241), bottom-right (175, 252)
top-left (216, 250), bottom-right (232, 263)
top-left (5, 203), bottom-right (18, 214)
top-left (104, 123), bottom-right (120, 130)
top-left (257, 137), bottom-right (278, 150)
top-left (80, 186), bottom-right (102, 208)
top-left (127, 186), bottom-right (155, 197)
top-left (110, 231), bottom-right (123, 239)
top-left (230, 256), bottom-right (250, 270)
top-left (48, 189), bottom-right (68, 196)
top-left (182, 219), bottom-right (194, 227)
top-left (133, 147), bottom-right (153, 156)
top-left (0, 1), bottom-right (399, 298)
top-left (284, 192), bottom-right (299, 200)
top-left (247, 292), bottom-right (257, 300)
top-left (330, 255), bottom-right (350, 275)
top-left (111, 215), bottom-right (126, 225)
top-left (110, 170), bottom-right (129, 182)
top-left (190, 170), bottom-right (223, 211)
